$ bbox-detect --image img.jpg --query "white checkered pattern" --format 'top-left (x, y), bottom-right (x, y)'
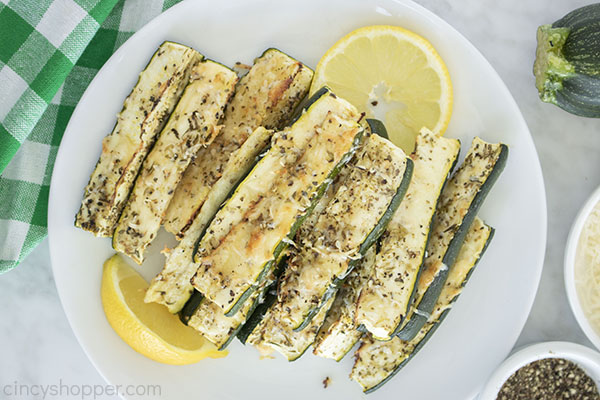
top-left (2, 141), bottom-right (51, 185)
top-left (36, 0), bottom-right (87, 47)
top-left (0, 219), bottom-right (29, 262)
top-left (0, 65), bottom-right (28, 121)
top-left (119, 0), bottom-right (164, 32)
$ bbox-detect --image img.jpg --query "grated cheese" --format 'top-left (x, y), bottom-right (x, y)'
top-left (575, 201), bottom-right (600, 336)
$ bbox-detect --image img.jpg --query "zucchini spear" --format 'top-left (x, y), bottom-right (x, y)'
top-left (351, 218), bottom-right (494, 393)
top-left (395, 137), bottom-right (507, 341)
top-left (113, 59), bottom-right (238, 263)
top-left (355, 129), bottom-right (460, 340)
top-left (75, 42), bottom-right (200, 237)
top-left (279, 133), bottom-right (413, 331)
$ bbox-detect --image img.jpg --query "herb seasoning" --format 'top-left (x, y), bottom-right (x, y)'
top-left (497, 358), bottom-right (600, 400)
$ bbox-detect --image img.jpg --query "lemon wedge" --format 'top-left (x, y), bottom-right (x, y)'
top-left (311, 25), bottom-right (453, 153)
top-left (101, 254), bottom-right (225, 364)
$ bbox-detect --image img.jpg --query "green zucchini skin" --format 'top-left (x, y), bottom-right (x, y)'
top-left (385, 140), bottom-right (460, 337)
top-left (224, 125), bottom-right (366, 317)
top-left (288, 86), bottom-right (331, 124)
top-left (363, 227), bottom-right (495, 394)
top-left (237, 291), bottom-right (278, 344)
top-left (179, 291), bottom-right (204, 325)
top-left (534, 4), bottom-right (600, 117)
top-left (395, 144), bottom-right (508, 341)
top-left (236, 254), bottom-right (288, 344)
top-left (365, 119), bottom-right (389, 140)
top-left (216, 294), bottom-right (263, 350)
top-left (294, 158), bottom-right (414, 332)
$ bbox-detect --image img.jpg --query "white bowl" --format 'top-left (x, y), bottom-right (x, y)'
top-left (478, 341), bottom-right (600, 399)
top-left (564, 185), bottom-right (600, 351)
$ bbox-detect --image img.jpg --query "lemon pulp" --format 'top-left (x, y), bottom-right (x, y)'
top-left (311, 25), bottom-right (453, 153)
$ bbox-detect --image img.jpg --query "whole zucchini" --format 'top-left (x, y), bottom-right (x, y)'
top-left (534, 3), bottom-right (600, 117)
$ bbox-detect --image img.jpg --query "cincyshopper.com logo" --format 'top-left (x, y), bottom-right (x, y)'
top-left (2, 380), bottom-right (162, 399)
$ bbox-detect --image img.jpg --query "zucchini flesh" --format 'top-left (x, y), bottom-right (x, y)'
top-left (396, 137), bottom-right (507, 341)
top-left (163, 48), bottom-right (313, 239)
top-left (355, 130), bottom-right (460, 340)
top-left (75, 42), bottom-right (200, 237)
top-left (144, 127), bottom-right (273, 313)
top-left (113, 60), bottom-right (238, 263)
top-left (277, 134), bottom-right (412, 331)
top-left (312, 246), bottom-right (376, 361)
top-left (350, 218), bottom-right (494, 393)
top-left (190, 91), bottom-right (364, 315)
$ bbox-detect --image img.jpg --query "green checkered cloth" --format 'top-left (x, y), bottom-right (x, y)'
top-left (0, 0), bottom-right (182, 273)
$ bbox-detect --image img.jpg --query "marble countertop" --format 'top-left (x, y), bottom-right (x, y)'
top-left (2, 0), bottom-right (600, 398)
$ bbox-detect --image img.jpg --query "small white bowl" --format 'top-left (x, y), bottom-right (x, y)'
top-left (565, 185), bottom-right (600, 351)
top-left (478, 341), bottom-right (600, 399)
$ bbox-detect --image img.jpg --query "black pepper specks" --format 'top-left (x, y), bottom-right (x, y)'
top-left (497, 358), bottom-right (600, 400)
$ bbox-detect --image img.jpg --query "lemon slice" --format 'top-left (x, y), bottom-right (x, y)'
top-left (311, 25), bottom-right (453, 153)
top-left (101, 254), bottom-right (225, 364)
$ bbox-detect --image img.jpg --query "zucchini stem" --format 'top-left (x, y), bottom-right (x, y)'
top-left (533, 24), bottom-right (575, 104)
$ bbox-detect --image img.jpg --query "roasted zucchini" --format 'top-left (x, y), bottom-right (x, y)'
top-left (351, 218), bottom-right (494, 393)
top-left (190, 89), bottom-right (364, 316)
top-left (113, 60), bottom-right (238, 263)
top-left (277, 134), bottom-right (413, 331)
top-left (144, 127), bottom-right (273, 313)
top-left (185, 254), bottom-right (287, 350)
top-left (396, 137), bottom-right (507, 341)
top-left (236, 171), bottom-right (344, 347)
top-left (355, 130), bottom-right (460, 340)
top-left (75, 42), bottom-right (200, 237)
top-left (186, 290), bottom-right (260, 350)
top-left (312, 246), bottom-right (376, 361)
top-left (163, 48), bottom-right (313, 239)
top-left (246, 293), bottom-right (335, 361)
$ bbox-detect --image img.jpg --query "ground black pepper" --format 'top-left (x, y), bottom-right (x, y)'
top-left (497, 358), bottom-right (600, 400)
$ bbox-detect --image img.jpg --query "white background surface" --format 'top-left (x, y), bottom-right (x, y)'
top-left (0, 0), bottom-right (598, 399)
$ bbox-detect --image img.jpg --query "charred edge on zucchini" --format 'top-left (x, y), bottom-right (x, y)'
top-left (187, 255), bottom-right (287, 350)
top-left (294, 157), bottom-right (414, 331)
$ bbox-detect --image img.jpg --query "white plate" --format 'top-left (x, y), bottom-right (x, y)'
top-left (48, 0), bottom-right (547, 399)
